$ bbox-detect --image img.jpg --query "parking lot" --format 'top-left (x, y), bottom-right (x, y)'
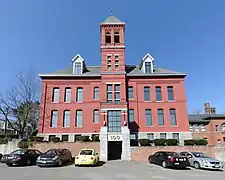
top-left (0, 161), bottom-right (224, 180)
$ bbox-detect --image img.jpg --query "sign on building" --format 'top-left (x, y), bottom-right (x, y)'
top-left (108, 135), bottom-right (123, 141)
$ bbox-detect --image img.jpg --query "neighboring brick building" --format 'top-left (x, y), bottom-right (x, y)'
top-left (38, 15), bottom-right (191, 161)
top-left (189, 103), bottom-right (225, 146)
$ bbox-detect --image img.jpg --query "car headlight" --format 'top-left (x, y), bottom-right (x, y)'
top-left (203, 160), bottom-right (209, 164)
top-left (52, 156), bottom-right (59, 161)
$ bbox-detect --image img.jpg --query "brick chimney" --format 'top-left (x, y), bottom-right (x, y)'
top-left (204, 102), bottom-right (216, 114)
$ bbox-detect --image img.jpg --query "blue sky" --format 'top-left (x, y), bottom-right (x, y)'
top-left (1, 0), bottom-right (225, 113)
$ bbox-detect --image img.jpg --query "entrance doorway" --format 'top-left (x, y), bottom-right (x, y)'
top-left (108, 141), bottom-right (122, 160)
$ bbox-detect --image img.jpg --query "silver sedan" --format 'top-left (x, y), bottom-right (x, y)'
top-left (180, 151), bottom-right (224, 171)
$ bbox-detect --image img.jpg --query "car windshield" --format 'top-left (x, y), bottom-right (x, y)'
top-left (45, 149), bottom-right (62, 155)
top-left (80, 150), bottom-right (93, 155)
top-left (192, 152), bottom-right (209, 158)
top-left (10, 149), bottom-right (25, 155)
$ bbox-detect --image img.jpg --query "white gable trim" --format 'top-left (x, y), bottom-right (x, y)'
top-left (141, 53), bottom-right (154, 73)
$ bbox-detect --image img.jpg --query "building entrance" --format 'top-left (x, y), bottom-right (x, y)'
top-left (107, 141), bottom-right (122, 160)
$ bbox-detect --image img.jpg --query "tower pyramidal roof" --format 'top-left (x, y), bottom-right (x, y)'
top-left (101, 15), bottom-right (125, 25)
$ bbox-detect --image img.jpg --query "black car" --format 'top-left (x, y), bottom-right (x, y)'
top-left (1, 149), bottom-right (42, 166)
top-left (37, 149), bottom-right (72, 167)
top-left (0, 153), bottom-right (2, 161)
top-left (148, 151), bottom-right (189, 169)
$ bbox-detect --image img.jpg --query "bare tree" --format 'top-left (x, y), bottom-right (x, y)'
top-left (0, 70), bottom-right (40, 138)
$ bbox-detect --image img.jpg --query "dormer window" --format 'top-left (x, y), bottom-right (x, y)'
top-left (72, 54), bottom-right (85, 75)
top-left (74, 62), bottom-right (82, 74)
top-left (114, 32), bottom-right (120, 43)
top-left (140, 53), bottom-right (154, 74)
top-left (145, 62), bottom-right (152, 73)
top-left (105, 32), bottom-right (111, 44)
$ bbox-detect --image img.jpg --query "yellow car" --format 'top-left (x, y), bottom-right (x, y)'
top-left (74, 149), bottom-right (99, 166)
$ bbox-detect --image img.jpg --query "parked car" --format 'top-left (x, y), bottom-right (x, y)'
top-left (1, 149), bottom-right (42, 166)
top-left (37, 149), bottom-right (72, 167)
top-left (180, 151), bottom-right (224, 170)
top-left (75, 149), bottom-right (99, 166)
top-left (0, 153), bottom-right (2, 161)
top-left (148, 151), bottom-right (189, 169)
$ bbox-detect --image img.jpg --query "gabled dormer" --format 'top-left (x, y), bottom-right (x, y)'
top-left (140, 53), bottom-right (154, 73)
top-left (72, 54), bottom-right (86, 74)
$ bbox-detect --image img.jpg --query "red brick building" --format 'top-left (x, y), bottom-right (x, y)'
top-left (189, 103), bottom-right (225, 146)
top-left (38, 16), bottom-right (191, 161)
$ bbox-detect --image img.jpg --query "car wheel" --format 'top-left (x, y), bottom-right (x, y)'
top-left (148, 157), bottom-right (151, 163)
top-left (6, 163), bottom-right (13, 167)
top-left (58, 160), bottom-right (62, 166)
top-left (162, 161), bottom-right (167, 168)
top-left (194, 162), bottom-right (200, 169)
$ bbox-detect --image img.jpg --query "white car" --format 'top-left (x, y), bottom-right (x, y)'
top-left (180, 151), bottom-right (224, 170)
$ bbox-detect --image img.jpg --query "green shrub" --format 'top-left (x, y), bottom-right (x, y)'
top-left (196, 139), bottom-right (208, 146)
top-left (0, 138), bottom-right (8, 144)
top-left (165, 139), bottom-right (179, 146)
top-left (7, 134), bottom-right (19, 139)
top-left (92, 135), bottom-right (100, 142)
top-left (130, 139), bottom-right (139, 146)
top-left (184, 140), bottom-right (196, 146)
top-left (80, 136), bottom-right (90, 142)
top-left (50, 136), bottom-right (60, 143)
top-left (0, 134), bottom-right (19, 139)
top-left (29, 136), bottom-right (44, 142)
top-left (153, 139), bottom-right (166, 146)
top-left (139, 139), bottom-right (150, 146)
top-left (18, 140), bottom-right (30, 148)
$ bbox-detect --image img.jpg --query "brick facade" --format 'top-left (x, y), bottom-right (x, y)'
top-left (38, 15), bottom-right (191, 161)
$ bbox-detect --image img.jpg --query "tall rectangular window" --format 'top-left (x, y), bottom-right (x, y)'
top-left (200, 124), bottom-right (206, 132)
top-left (75, 110), bottom-right (83, 128)
top-left (93, 87), bottom-right (99, 100)
top-left (128, 86), bottom-right (133, 99)
top-left (115, 55), bottom-right (119, 70)
top-left (76, 88), bottom-right (83, 102)
top-left (128, 109), bottom-right (134, 122)
top-left (115, 84), bottom-right (120, 102)
top-left (144, 86), bottom-right (150, 101)
top-left (147, 133), bottom-right (154, 141)
top-left (107, 55), bottom-right (111, 70)
top-left (74, 62), bottom-right (82, 74)
top-left (107, 84), bottom-right (113, 102)
top-left (93, 109), bottom-right (99, 123)
top-left (157, 109), bottom-right (164, 126)
top-left (145, 109), bottom-right (152, 126)
top-left (52, 88), bottom-right (59, 103)
top-left (64, 88), bottom-right (71, 103)
top-left (160, 133), bottom-right (166, 139)
top-left (50, 110), bottom-right (58, 128)
top-left (156, 87), bottom-right (162, 101)
top-left (167, 86), bottom-right (174, 101)
top-left (145, 62), bottom-right (152, 73)
top-left (172, 133), bottom-right (179, 140)
top-left (63, 110), bottom-right (70, 128)
top-left (108, 110), bottom-right (121, 132)
top-left (169, 109), bottom-right (177, 125)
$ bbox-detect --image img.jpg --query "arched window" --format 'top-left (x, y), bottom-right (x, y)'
top-left (105, 32), bottom-right (111, 43)
top-left (114, 32), bottom-right (120, 43)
